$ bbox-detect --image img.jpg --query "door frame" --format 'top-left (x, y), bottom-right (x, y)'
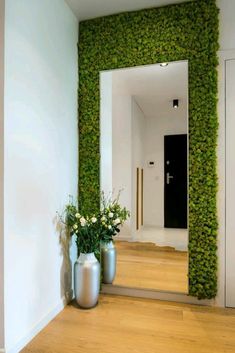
top-left (217, 49), bottom-right (235, 307)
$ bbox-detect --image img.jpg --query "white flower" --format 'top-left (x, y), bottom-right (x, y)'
top-left (73, 224), bottom-right (78, 230)
top-left (80, 217), bottom-right (86, 227)
top-left (108, 212), bottom-right (114, 218)
top-left (75, 213), bottom-right (81, 218)
top-left (101, 216), bottom-right (106, 221)
top-left (108, 225), bottom-right (112, 229)
top-left (91, 217), bottom-right (97, 223)
top-left (114, 218), bottom-right (120, 225)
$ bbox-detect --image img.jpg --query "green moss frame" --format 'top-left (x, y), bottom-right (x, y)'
top-left (78, 0), bottom-right (219, 299)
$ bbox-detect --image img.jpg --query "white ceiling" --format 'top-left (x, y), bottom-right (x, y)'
top-left (111, 61), bottom-right (188, 118)
top-left (65, 0), bottom-right (191, 21)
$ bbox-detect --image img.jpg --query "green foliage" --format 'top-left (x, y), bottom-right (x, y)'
top-left (62, 200), bottom-right (100, 254)
top-left (78, 0), bottom-right (219, 299)
top-left (99, 192), bottom-right (130, 243)
top-left (61, 193), bottom-right (130, 255)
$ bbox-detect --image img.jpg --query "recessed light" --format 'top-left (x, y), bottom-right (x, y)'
top-left (160, 62), bottom-right (168, 67)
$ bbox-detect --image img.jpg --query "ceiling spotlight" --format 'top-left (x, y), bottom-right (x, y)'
top-left (173, 99), bottom-right (179, 109)
top-left (160, 62), bottom-right (168, 67)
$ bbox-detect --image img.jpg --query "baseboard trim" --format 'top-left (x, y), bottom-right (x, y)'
top-left (101, 285), bottom-right (215, 306)
top-left (6, 296), bottom-right (67, 353)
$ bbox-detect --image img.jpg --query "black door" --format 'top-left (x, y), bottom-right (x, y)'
top-left (164, 134), bottom-right (187, 228)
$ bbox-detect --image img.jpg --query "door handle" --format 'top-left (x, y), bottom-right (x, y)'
top-left (166, 172), bottom-right (174, 184)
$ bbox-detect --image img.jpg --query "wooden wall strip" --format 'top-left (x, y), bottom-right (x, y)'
top-left (141, 168), bottom-right (143, 226)
top-left (136, 168), bottom-right (139, 230)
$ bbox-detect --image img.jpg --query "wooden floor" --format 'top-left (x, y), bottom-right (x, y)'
top-left (22, 294), bottom-right (235, 353)
top-left (114, 241), bottom-right (188, 293)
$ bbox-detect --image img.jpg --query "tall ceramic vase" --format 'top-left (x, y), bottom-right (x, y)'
top-left (74, 252), bottom-right (100, 309)
top-left (101, 241), bottom-right (116, 284)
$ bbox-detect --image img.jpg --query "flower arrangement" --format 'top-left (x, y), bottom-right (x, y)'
top-left (61, 192), bottom-right (130, 254)
top-left (99, 192), bottom-right (130, 244)
top-left (63, 199), bottom-right (100, 254)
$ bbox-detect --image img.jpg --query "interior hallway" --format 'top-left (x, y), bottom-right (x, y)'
top-left (21, 295), bottom-right (235, 353)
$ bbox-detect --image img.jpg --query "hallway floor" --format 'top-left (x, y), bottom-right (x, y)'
top-left (114, 241), bottom-right (188, 292)
top-left (133, 226), bottom-right (188, 251)
top-left (21, 295), bottom-right (235, 353)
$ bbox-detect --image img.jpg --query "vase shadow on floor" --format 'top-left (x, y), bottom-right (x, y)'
top-left (69, 299), bottom-right (99, 310)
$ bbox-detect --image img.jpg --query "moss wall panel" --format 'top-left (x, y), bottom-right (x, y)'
top-left (78, 0), bottom-right (219, 299)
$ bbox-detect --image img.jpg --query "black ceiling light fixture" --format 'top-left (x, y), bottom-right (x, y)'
top-left (173, 99), bottom-right (179, 109)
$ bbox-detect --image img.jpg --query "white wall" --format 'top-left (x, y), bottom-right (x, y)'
top-left (225, 59), bottom-right (235, 307)
top-left (4, 0), bottom-right (78, 351)
top-left (0, 0), bottom-right (4, 350)
top-left (100, 72), bottom-right (112, 198)
top-left (131, 99), bottom-right (145, 236)
top-left (101, 73), bottom-right (136, 238)
top-left (144, 107), bottom-right (187, 227)
top-left (218, 0), bottom-right (235, 51)
top-left (112, 92), bottom-right (132, 237)
top-left (217, 0), bottom-right (235, 307)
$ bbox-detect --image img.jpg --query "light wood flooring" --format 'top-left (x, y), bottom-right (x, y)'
top-left (22, 294), bottom-right (235, 353)
top-left (114, 241), bottom-right (188, 293)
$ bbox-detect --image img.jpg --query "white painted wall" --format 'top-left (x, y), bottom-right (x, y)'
top-left (112, 92), bottom-right (132, 237)
top-left (4, 0), bottom-right (78, 351)
top-left (218, 0), bottom-right (235, 51)
top-left (100, 71), bottom-right (112, 199)
top-left (131, 99), bottom-right (145, 236)
top-left (216, 0), bottom-right (235, 308)
top-left (0, 0), bottom-right (4, 350)
top-left (100, 73), bottom-right (138, 238)
top-left (144, 107), bottom-right (187, 227)
top-left (225, 59), bottom-right (235, 308)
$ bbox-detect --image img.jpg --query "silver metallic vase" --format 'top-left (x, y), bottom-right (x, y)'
top-left (74, 253), bottom-right (100, 309)
top-left (101, 241), bottom-right (116, 284)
